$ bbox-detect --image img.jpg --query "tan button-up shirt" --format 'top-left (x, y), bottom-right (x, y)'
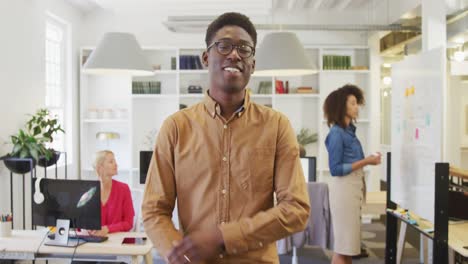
top-left (142, 91), bottom-right (310, 263)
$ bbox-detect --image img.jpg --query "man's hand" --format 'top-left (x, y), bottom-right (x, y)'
top-left (167, 227), bottom-right (224, 264)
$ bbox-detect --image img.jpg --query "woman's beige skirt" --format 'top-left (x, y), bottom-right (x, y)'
top-left (328, 169), bottom-right (365, 256)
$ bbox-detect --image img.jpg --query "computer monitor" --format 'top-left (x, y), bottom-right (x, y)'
top-left (300, 156), bottom-right (317, 182)
top-left (140, 151), bottom-right (153, 184)
top-left (32, 178), bottom-right (101, 230)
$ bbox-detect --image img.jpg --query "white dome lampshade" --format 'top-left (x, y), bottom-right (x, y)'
top-left (83, 32), bottom-right (153, 76)
top-left (254, 32), bottom-right (317, 76)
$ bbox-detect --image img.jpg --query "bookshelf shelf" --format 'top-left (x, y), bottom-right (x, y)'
top-left (80, 45), bottom-right (376, 187)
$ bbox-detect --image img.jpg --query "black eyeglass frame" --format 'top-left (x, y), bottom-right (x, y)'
top-left (207, 41), bottom-right (255, 58)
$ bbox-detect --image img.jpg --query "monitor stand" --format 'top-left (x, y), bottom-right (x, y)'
top-left (44, 219), bottom-right (85, 247)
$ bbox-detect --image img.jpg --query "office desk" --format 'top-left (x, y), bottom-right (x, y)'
top-left (0, 230), bottom-right (153, 264)
top-left (448, 221), bottom-right (468, 259)
top-left (0, 230), bottom-right (45, 260)
top-left (391, 212), bottom-right (468, 263)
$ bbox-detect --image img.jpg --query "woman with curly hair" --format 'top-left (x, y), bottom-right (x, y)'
top-left (323, 84), bottom-right (381, 264)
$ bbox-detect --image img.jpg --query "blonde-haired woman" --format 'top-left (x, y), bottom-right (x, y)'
top-left (89, 150), bottom-right (134, 236)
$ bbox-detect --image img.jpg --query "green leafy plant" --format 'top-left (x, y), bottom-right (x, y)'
top-left (26, 108), bottom-right (64, 143)
top-left (142, 128), bottom-right (158, 151)
top-left (10, 129), bottom-right (48, 161)
top-left (296, 128), bottom-right (318, 146)
top-left (6, 109), bottom-right (64, 162)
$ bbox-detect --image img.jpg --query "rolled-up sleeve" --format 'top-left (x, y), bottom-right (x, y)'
top-left (325, 129), bottom-right (352, 176)
top-left (219, 114), bottom-right (310, 255)
top-left (142, 117), bottom-right (183, 257)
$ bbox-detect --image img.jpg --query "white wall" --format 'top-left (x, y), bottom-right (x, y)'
top-left (0, 0), bottom-right (83, 228)
top-left (447, 70), bottom-right (468, 169)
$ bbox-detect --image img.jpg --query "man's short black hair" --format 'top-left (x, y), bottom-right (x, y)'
top-left (205, 12), bottom-right (257, 48)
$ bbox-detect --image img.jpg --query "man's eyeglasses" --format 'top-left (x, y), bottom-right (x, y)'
top-left (207, 41), bottom-right (255, 59)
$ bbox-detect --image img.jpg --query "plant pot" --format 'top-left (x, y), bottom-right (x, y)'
top-left (38, 150), bottom-right (61, 167)
top-left (299, 145), bottom-right (306, 158)
top-left (2, 155), bottom-right (36, 174)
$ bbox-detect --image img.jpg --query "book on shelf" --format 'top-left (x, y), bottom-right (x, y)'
top-left (350, 66), bottom-right (368, 70)
top-left (275, 80), bottom-right (285, 94)
top-left (296, 87), bottom-right (318, 94)
top-left (323, 55), bottom-right (352, 70)
top-left (257, 81), bottom-right (272, 94)
top-left (179, 55), bottom-right (204, 70)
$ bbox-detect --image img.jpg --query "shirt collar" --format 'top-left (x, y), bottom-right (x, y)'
top-left (203, 89), bottom-right (251, 118)
top-left (345, 123), bottom-right (356, 133)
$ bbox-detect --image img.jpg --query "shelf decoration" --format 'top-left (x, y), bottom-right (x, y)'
top-left (296, 128), bottom-right (318, 158)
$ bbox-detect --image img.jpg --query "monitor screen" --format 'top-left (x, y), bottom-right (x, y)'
top-left (32, 178), bottom-right (101, 230)
top-left (140, 151), bottom-right (153, 184)
top-left (300, 156), bottom-right (316, 182)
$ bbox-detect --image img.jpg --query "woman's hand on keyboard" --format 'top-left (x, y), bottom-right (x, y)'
top-left (89, 226), bottom-right (109, 237)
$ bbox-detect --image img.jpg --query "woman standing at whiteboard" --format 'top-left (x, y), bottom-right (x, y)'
top-left (324, 84), bottom-right (381, 264)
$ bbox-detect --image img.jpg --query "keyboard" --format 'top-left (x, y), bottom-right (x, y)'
top-left (48, 233), bottom-right (109, 243)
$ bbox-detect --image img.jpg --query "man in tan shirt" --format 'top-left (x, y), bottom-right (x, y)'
top-left (142, 12), bottom-right (310, 264)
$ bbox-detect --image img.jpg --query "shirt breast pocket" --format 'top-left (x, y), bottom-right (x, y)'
top-left (248, 147), bottom-right (275, 191)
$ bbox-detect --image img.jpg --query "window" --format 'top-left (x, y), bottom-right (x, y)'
top-left (45, 14), bottom-right (71, 163)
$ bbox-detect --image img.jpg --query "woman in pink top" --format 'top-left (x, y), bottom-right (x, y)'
top-left (89, 150), bottom-right (135, 236)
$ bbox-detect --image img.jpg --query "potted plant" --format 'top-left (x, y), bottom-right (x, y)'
top-left (2, 129), bottom-right (47, 174)
top-left (296, 128), bottom-right (318, 158)
top-left (140, 128), bottom-right (158, 184)
top-left (2, 109), bottom-right (65, 173)
top-left (25, 108), bottom-right (64, 167)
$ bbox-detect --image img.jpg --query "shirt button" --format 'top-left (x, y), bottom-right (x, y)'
top-left (221, 221), bottom-right (225, 225)
top-left (222, 156), bottom-right (227, 162)
top-left (221, 189), bottom-right (227, 194)
top-left (232, 249), bottom-right (237, 254)
top-left (223, 124), bottom-right (227, 129)
top-left (258, 242), bottom-right (263, 247)
top-left (219, 254), bottom-right (224, 258)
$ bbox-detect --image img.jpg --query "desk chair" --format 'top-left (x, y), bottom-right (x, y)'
top-left (277, 182), bottom-right (332, 263)
top-left (131, 188), bottom-right (144, 232)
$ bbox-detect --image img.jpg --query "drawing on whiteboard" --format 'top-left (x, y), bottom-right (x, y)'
top-left (391, 48), bottom-right (444, 223)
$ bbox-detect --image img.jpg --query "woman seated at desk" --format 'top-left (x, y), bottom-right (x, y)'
top-left (89, 150), bottom-right (135, 236)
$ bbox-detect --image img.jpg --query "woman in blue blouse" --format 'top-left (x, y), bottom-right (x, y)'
top-left (324, 84), bottom-right (381, 264)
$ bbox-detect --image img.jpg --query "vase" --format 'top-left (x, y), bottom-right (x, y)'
top-left (2, 156), bottom-right (36, 174)
top-left (299, 145), bottom-right (306, 158)
top-left (38, 150), bottom-right (61, 167)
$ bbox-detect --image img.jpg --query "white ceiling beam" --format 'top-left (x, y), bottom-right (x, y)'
top-left (288, 0), bottom-right (297, 10)
top-left (272, 0), bottom-right (282, 9)
top-left (295, 0), bottom-right (307, 9)
top-left (312, 0), bottom-right (325, 10)
top-left (336, 0), bottom-right (354, 10)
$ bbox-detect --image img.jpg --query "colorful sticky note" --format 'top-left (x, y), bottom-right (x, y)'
top-left (425, 114), bottom-right (431, 126)
top-left (415, 128), bottom-right (419, 139)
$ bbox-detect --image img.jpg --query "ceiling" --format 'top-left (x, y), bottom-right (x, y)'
top-left (65, 0), bottom-right (376, 15)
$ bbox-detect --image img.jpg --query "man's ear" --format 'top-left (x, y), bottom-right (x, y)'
top-left (250, 58), bottom-right (255, 74)
top-left (202, 51), bottom-right (209, 67)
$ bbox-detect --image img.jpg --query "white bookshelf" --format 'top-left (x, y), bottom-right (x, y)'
top-left (80, 45), bottom-right (376, 188)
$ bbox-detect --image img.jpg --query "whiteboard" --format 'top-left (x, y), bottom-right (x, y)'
top-left (391, 47), bottom-right (445, 223)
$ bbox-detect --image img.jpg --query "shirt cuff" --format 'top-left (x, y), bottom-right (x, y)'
top-left (219, 222), bottom-right (248, 255)
top-left (342, 163), bottom-right (352, 175)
